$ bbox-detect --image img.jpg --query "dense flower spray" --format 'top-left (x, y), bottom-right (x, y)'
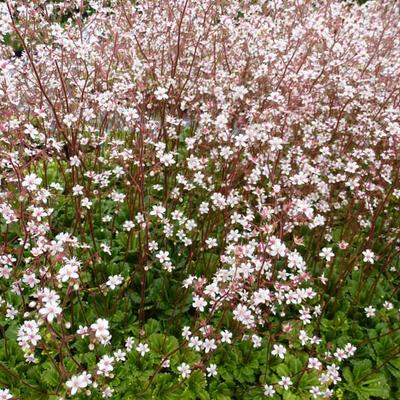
top-left (0, 0), bottom-right (399, 398)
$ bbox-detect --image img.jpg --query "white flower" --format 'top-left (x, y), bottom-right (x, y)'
top-left (199, 202), bottom-right (209, 214)
top-left (66, 372), bottom-right (91, 395)
top-left (177, 362), bottom-right (191, 378)
top-left (66, 375), bottom-right (82, 395)
top-left (233, 304), bottom-right (255, 327)
top-left (326, 364), bottom-right (341, 384)
top-left (6, 304), bottom-right (17, 320)
top-left (97, 355), bottom-right (114, 376)
top-left (251, 334), bottom-right (262, 348)
top-left (109, 191), bottom-right (125, 203)
top-left (70, 155), bottom-right (81, 167)
top-left (205, 237), bottom-right (218, 249)
top-left (72, 185), bottom-right (84, 196)
top-left (344, 343), bottom-right (356, 357)
top-left (63, 113), bottom-right (77, 127)
top-left (123, 220), bottom-right (135, 231)
top-left (81, 197), bottom-right (92, 209)
top-left (150, 205), bottom-right (166, 219)
top-left (22, 272), bottom-right (39, 288)
top-left (203, 338), bottom-right (217, 353)
top-left (17, 320), bottom-right (41, 350)
top-left (271, 344), bottom-right (286, 359)
top-left (192, 295), bottom-right (207, 312)
top-left (154, 86), bottom-right (169, 100)
top-left (102, 215), bottom-right (112, 223)
top-left (269, 136), bottom-right (284, 151)
top-left (264, 384), bottom-right (275, 397)
top-left (77, 325), bottom-right (89, 336)
top-left (220, 330), bottom-right (232, 344)
top-left (58, 262), bottom-right (79, 283)
top-left (79, 371), bottom-right (92, 388)
top-left (299, 307), bottom-right (312, 324)
top-left (102, 387), bottom-right (114, 398)
top-left (319, 247), bottom-right (334, 262)
top-left (383, 301), bottom-right (393, 310)
top-left (100, 243), bottom-right (111, 255)
top-left (0, 388), bottom-right (12, 400)
top-left (125, 337), bottom-right (135, 351)
top-left (182, 326), bottom-right (191, 340)
top-left (22, 173), bottom-right (42, 191)
top-left (206, 363), bottom-right (218, 377)
top-left (365, 306), bottom-right (376, 318)
top-left (159, 152), bottom-right (176, 166)
top-left (156, 250), bottom-right (170, 264)
top-left (39, 301), bottom-right (62, 322)
top-left (91, 318), bottom-right (111, 344)
top-left (362, 249), bottom-right (375, 264)
top-left (232, 85), bottom-right (248, 100)
top-left (310, 386), bottom-right (322, 398)
top-left (278, 376), bottom-right (292, 390)
top-left (136, 342), bottom-right (150, 356)
top-left (336, 347), bottom-right (349, 362)
top-left (114, 349), bottom-right (126, 361)
top-left (106, 275), bottom-right (123, 290)
top-left (268, 237), bottom-right (286, 257)
top-left (308, 357), bottom-right (322, 370)
top-left (188, 336), bottom-right (202, 351)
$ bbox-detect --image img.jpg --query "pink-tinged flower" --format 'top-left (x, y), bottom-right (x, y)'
top-left (17, 320), bottom-right (41, 350)
top-left (278, 376), bottom-right (293, 390)
top-left (203, 338), bottom-right (217, 353)
top-left (206, 363), bottom-right (218, 377)
top-left (39, 302), bottom-right (62, 322)
top-left (319, 247), bottom-right (334, 262)
top-left (182, 326), bottom-right (192, 340)
top-left (66, 375), bottom-right (81, 395)
top-left (271, 344), bottom-right (286, 359)
top-left (58, 263), bottom-right (79, 283)
top-left (0, 388), bottom-right (12, 400)
top-left (268, 237), bottom-right (287, 257)
top-left (102, 387), bottom-right (114, 398)
top-left (188, 336), bottom-right (202, 351)
top-left (365, 306), bottom-right (376, 318)
top-left (192, 295), bottom-right (207, 312)
top-left (97, 355), bottom-right (114, 376)
top-left (22, 174), bottom-right (42, 191)
top-left (106, 275), bottom-right (123, 289)
top-left (136, 343), bottom-right (150, 356)
top-left (362, 249), bottom-right (375, 264)
top-left (177, 362), bottom-right (191, 378)
top-left (308, 357), bottom-right (322, 370)
top-left (91, 318), bottom-right (111, 344)
top-left (310, 386), bottom-right (322, 399)
top-left (114, 349), bottom-right (126, 361)
top-left (264, 384), bottom-right (275, 397)
top-left (233, 304), bottom-right (255, 328)
top-left (66, 371), bottom-right (91, 395)
top-left (154, 86), bottom-right (169, 100)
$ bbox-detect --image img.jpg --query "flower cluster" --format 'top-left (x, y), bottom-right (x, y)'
top-left (0, 0), bottom-right (399, 398)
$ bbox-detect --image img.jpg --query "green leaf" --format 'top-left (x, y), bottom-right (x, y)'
top-left (283, 392), bottom-right (301, 400)
top-left (276, 363), bottom-right (290, 377)
top-left (41, 364), bottom-right (60, 388)
top-left (386, 356), bottom-right (400, 378)
top-left (5, 323), bottom-right (18, 340)
top-left (343, 364), bottom-right (390, 400)
top-left (288, 355), bottom-right (303, 374)
top-left (352, 359), bottom-right (372, 380)
top-left (145, 319), bottom-right (160, 335)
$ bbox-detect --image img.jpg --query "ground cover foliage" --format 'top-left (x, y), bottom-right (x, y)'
top-left (0, 0), bottom-right (400, 399)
